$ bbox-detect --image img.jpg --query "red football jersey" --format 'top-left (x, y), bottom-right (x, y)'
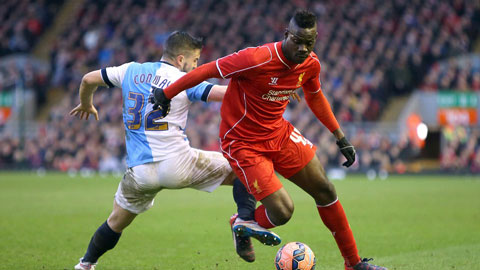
top-left (216, 42), bottom-right (322, 142)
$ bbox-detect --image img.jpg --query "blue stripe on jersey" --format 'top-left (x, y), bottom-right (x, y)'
top-left (121, 62), bottom-right (162, 168)
top-left (186, 82), bottom-right (213, 102)
top-left (101, 68), bottom-right (115, 88)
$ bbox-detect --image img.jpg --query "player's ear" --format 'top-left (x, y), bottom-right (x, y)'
top-left (176, 55), bottom-right (185, 66)
top-left (284, 28), bottom-right (289, 39)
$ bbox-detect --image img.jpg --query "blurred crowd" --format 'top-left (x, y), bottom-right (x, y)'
top-left (48, 0), bottom-right (480, 119)
top-left (421, 55), bottom-right (480, 91)
top-left (1, 0), bottom-right (479, 174)
top-left (0, 57), bottom-right (49, 107)
top-left (0, 87), bottom-right (125, 172)
top-left (0, 0), bottom-right (62, 56)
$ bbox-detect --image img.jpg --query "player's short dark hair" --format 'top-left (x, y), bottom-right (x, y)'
top-left (292, 10), bottom-right (317, 29)
top-left (164, 31), bottom-right (203, 58)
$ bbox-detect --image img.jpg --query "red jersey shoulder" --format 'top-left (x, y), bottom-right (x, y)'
top-left (233, 45), bottom-right (273, 66)
top-left (307, 52), bottom-right (321, 73)
top-left (217, 45), bottom-right (273, 78)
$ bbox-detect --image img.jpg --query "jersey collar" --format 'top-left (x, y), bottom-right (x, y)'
top-left (274, 42), bottom-right (300, 70)
top-left (160, 60), bottom-right (175, 67)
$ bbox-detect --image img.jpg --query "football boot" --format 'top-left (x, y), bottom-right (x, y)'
top-left (232, 215), bottom-right (281, 246)
top-left (230, 214), bottom-right (255, 262)
top-left (345, 258), bottom-right (388, 270)
top-left (74, 258), bottom-right (96, 270)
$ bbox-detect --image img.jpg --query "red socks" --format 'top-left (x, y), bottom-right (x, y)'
top-left (254, 204), bottom-right (276, 229)
top-left (317, 200), bottom-right (361, 267)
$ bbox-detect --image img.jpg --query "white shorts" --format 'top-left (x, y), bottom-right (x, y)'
top-left (115, 148), bottom-right (232, 214)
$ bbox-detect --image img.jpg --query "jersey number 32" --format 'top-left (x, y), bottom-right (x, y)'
top-left (127, 92), bottom-right (168, 131)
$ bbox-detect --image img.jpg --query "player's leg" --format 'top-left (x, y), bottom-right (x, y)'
top-left (219, 170), bottom-right (258, 224)
top-left (107, 200), bottom-right (137, 232)
top-left (232, 186), bottom-right (287, 247)
top-left (231, 175), bottom-right (258, 262)
top-left (288, 154), bottom-right (336, 205)
top-left (288, 155), bottom-right (361, 265)
top-left (289, 156), bottom-right (387, 270)
top-left (76, 201), bottom-right (137, 269)
top-left (221, 141), bottom-right (290, 246)
top-left (183, 149), bottom-right (259, 261)
top-left (279, 128), bottom-right (387, 270)
top-left (75, 165), bottom-right (162, 270)
top-left (224, 170), bottom-right (258, 228)
top-left (278, 127), bottom-right (361, 266)
top-left (256, 187), bottom-right (294, 227)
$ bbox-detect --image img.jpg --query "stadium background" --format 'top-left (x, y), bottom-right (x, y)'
top-left (1, 0), bottom-right (480, 175)
top-left (0, 0), bottom-right (479, 269)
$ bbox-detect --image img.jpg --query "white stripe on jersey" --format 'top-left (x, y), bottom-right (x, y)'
top-left (222, 91), bottom-right (248, 140)
top-left (274, 42), bottom-right (291, 69)
top-left (216, 60), bottom-right (225, 79)
top-left (218, 46), bottom-right (273, 78)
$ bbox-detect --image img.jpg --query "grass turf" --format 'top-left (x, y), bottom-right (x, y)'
top-left (0, 172), bottom-right (479, 270)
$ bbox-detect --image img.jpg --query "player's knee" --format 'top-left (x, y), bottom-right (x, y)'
top-left (319, 180), bottom-right (336, 195)
top-left (312, 181), bottom-right (337, 204)
top-left (270, 203), bottom-right (294, 226)
top-left (275, 209), bottom-right (293, 226)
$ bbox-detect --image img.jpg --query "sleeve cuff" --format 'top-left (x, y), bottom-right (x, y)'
top-left (101, 68), bottom-right (115, 88)
top-left (201, 84), bottom-right (213, 102)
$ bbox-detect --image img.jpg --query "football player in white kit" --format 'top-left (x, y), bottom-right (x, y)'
top-left (70, 31), bottom-right (280, 270)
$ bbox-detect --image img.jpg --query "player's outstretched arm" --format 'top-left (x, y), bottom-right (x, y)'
top-left (303, 88), bottom-right (340, 133)
top-left (151, 61), bottom-right (222, 116)
top-left (303, 88), bottom-right (356, 167)
top-left (207, 85), bottom-right (228, 102)
top-left (163, 61), bottom-right (221, 99)
top-left (69, 70), bottom-right (106, 121)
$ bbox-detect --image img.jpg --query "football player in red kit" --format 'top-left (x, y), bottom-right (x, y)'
top-left (151, 10), bottom-right (388, 270)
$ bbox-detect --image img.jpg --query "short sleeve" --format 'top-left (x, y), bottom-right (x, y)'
top-left (101, 62), bottom-right (134, 88)
top-left (216, 46), bottom-right (272, 79)
top-left (186, 81), bottom-right (214, 102)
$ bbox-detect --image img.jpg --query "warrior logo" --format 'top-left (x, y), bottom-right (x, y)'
top-left (268, 77), bottom-right (279, 86)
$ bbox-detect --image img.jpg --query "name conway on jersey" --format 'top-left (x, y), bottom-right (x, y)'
top-left (101, 61), bottom-right (213, 167)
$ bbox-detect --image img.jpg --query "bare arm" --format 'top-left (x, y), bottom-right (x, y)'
top-left (207, 85), bottom-right (228, 102)
top-left (69, 70), bottom-right (107, 120)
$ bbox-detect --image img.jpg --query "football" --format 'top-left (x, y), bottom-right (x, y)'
top-left (274, 242), bottom-right (316, 270)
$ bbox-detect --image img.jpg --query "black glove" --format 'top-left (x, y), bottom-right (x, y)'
top-left (149, 86), bottom-right (171, 117)
top-left (336, 137), bottom-right (356, 167)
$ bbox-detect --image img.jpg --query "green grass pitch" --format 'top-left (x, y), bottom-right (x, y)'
top-left (0, 172), bottom-right (479, 270)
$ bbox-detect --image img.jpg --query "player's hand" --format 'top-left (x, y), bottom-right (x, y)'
top-left (336, 137), bottom-right (356, 167)
top-left (149, 86), bottom-right (171, 117)
top-left (289, 92), bottom-right (301, 102)
top-left (69, 103), bottom-right (99, 121)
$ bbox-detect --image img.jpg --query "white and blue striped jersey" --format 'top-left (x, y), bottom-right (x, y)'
top-left (101, 61), bottom-right (213, 168)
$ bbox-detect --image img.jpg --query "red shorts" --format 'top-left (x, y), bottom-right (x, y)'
top-left (221, 125), bottom-right (316, 201)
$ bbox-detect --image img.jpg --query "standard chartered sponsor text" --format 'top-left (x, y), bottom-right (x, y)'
top-left (262, 89), bottom-right (296, 101)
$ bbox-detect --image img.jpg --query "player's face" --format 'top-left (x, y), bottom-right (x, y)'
top-left (181, 49), bottom-right (201, 73)
top-left (283, 24), bottom-right (317, 64)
